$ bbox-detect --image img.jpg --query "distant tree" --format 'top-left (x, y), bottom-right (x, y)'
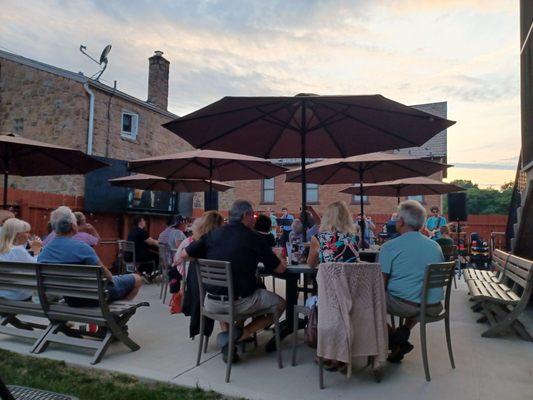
top-left (443, 180), bottom-right (513, 215)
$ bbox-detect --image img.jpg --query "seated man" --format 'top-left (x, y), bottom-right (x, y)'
top-left (38, 206), bottom-right (142, 307)
top-left (435, 225), bottom-right (455, 248)
top-left (186, 200), bottom-right (287, 363)
top-left (379, 200), bottom-right (444, 363)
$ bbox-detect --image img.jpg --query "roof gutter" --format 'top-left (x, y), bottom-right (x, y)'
top-left (83, 82), bottom-right (95, 155)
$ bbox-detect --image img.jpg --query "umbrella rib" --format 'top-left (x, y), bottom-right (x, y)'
top-left (306, 104), bottom-right (352, 132)
top-left (232, 160), bottom-right (273, 180)
top-left (263, 103), bottom-right (302, 158)
top-left (197, 103), bottom-right (301, 148)
top-left (317, 98), bottom-right (445, 121)
top-left (316, 102), bottom-right (420, 147)
top-left (28, 148), bottom-right (93, 175)
top-left (311, 109), bottom-right (348, 158)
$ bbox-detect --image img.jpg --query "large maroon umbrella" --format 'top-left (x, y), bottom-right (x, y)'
top-left (162, 94), bottom-right (455, 223)
top-left (109, 174), bottom-right (233, 193)
top-left (340, 176), bottom-right (465, 204)
top-left (0, 133), bottom-right (108, 208)
top-left (285, 152), bottom-right (449, 247)
top-left (128, 149), bottom-right (286, 210)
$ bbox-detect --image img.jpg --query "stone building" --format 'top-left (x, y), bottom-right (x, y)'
top-left (230, 102), bottom-right (449, 218)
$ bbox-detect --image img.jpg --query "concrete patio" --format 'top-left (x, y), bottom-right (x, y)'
top-left (1, 280), bottom-right (532, 400)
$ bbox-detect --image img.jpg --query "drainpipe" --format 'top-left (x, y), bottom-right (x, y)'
top-left (83, 82), bottom-right (95, 155)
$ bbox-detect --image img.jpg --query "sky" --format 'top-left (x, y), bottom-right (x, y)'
top-left (0, 0), bottom-right (521, 188)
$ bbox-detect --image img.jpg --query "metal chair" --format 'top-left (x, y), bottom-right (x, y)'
top-left (158, 243), bottom-right (171, 303)
top-left (441, 245), bottom-right (460, 288)
top-left (117, 240), bottom-right (156, 279)
top-left (1, 373), bottom-right (78, 400)
top-left (291, 304), bottom-right (312, 367)
top-left (417, 262), bottom-right (456, 381)
top-left (195, 259), bottom-right (283, 383)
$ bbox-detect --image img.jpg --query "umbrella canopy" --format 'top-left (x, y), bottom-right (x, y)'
top-left (109, 174), bottom-right (233, 193)
top-left (128, 149), bottom-right (286, 181)
top-left (340, 176), bottom-right (465, 203)
top-left (0, 133), bottom-right (108, 207)
top-left (162, 94), bottom-right (455, 225)
top-left (285, 152), bottom-right (449, 185)
top-left (128, 149), bottom-right (286, 210)
top-left (286, 152), bottom-right (449, 248)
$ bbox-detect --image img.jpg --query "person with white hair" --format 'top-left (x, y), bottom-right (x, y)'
top-left (0, 218), bottom-right (42, 300)
top-left (38, 206), bottom-right (142, 307)
top-left (379, 200), bottom-right (444, 363)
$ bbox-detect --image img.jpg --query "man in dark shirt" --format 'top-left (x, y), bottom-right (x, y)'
top-left (127, 215), bottom-right (159, 279)
top-left (186, 200), bottom-right (286, 358)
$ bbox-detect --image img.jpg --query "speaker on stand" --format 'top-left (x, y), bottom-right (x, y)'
top-left (447, 192), bottom-right (468, 277)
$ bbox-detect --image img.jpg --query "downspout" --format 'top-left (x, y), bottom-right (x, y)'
top-left (83, 82), bottom-right (95, 155)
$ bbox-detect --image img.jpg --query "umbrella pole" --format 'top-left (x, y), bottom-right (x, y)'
top-left (300, 101), bottom-right (308, 232)
top-left (2, 172), bottom-right (7, 210)
top-left (358, 166), bottom-right (366, 249)
top-left (206, 159), bottom-right (214, 211)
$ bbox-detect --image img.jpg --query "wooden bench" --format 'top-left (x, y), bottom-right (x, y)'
top-left (0, 262), bottom-right (48, 348)
top-left (466, 252), bottom-right (533, 341)
top-left (0, 261), bottom-right (149, 364)
top-left (463, 248), bottom-right (509, 284)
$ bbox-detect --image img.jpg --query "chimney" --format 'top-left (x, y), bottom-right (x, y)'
top-left (147, 50), bottom-right (169, 110)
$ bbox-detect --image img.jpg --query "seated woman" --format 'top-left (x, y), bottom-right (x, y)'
top-left (127, 215), bottom-right (159, 281)
top-left (307, 201), bottom-right (360, 268)
top-left (0, 218), bottom-right (42, 300)
top-left (288, 219), bottom-right (306, 264)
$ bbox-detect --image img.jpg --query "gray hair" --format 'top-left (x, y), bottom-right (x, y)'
top-left (229, 200), bottom-right (253, 222)
top-left (397, 200), bottom-right (427, 230)
top-left (50, 206), bottom-right (77, 234)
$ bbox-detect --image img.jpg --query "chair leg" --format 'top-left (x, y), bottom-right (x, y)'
top-left (204, 335), bottom-right (209, 353)
top-left (319, 356), bottom-right (325, 389)
top-left (390, 314), bottom-right (396, 329)
top-left (292, 308), bottom-right (299, 366)
top-left (225, 324), bottom-right (234, 383)
top-left (196, 317), bottom-right (205, 366)
top-left (91, 330), bottom-right (114, 365)
top-left (420, 321), bottom-right (431, 382)
top-left (453, 274), bottom-right (457, 289)
top-left (275, 311), bottom-right (282, 369)
top-left (444, 315), bottom-right (455, 369)
top-left (272, 276), bottom-right (276, 294)
top-left (159, 278), bottom-right (164, 299)
top-left (162, 281), bottom-right (168, 304)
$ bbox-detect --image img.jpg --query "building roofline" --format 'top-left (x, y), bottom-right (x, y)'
top-left (0, 49), bottom-right (178, 119)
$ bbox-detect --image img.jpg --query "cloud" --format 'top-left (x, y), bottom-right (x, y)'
top-left (453, 162), bottom-right (517, 171)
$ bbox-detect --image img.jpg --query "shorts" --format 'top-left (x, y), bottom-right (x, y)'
top-left (108, 274), bottom-right (136, 302)
top-left (386, 293), bottom-right (443, 319)
top-left (204, 288), bottom-right (282, 315)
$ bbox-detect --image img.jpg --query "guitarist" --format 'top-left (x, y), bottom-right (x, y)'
top-left (425, 206), bottom-right (447, 240)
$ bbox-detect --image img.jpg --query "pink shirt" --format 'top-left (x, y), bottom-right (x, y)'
top-left (43, 231), bottom-right (99, 247)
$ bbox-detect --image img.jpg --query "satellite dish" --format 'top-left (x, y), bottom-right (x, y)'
top-left (79, 44), bottom-right (112, 81)
top-left (99, 45), bottom-right (112, 64)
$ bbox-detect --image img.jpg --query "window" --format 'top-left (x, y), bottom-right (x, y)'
top-left (121, 111), bottom-right (139, 140)
top-left (13, 118), bottom-right (23, 134)
top-left (408, 195), bottom-right (425, 203)
top-left (306, 183), bottom-right (319, 204)
top-left (262, 178), bottom-right (275, 203)
top-left (352, 194), bottom-right (369, 204)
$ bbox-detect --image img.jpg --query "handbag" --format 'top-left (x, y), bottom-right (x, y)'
top-left (169, 289), bottom-right (183, 314)
top-left (304, 305), bottom-right (318, 349)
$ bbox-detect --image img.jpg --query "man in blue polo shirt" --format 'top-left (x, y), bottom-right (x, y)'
top-left (38, 206), bottom-right (142, 307)
top-left (380, 200), bottom-right (444, 363)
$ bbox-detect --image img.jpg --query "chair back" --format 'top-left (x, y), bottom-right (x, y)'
top-left (440, 245), bottom-right (458, 262)
top-left (0, 261), bottom-right (44, 317)
top-left (117, 240), bottom-right (136, 273)
top-left (158, 243), bottom-right (171, 270)
top-left (37, 263), bottom-right (108, 323)
top-left (195, 259), bottom-right (233, 311)
top-left (504, 253), bottom-right (533, 294)
top-left (420, 262), bottom-right (455, 320)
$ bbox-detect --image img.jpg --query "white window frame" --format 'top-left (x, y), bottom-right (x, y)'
top-left (306, 183), bottom-right (319, 204)
top-left (121, 111), bottom-right (139, 140)
top-left (262, 178), bottom-right (275, 204)
top-left (352, 194), bottom-right (369, 204)
top-left (408, 195), bottom-right (425, 203)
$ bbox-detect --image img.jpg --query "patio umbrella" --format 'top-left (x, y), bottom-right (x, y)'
top-left (162, 94), bottom-right (455, 225)
top-left (0, 133), bottom-right (108, 208)
top-left (285, 152), bottom-right (449, 247)
top-left (340, 176), bottom-right (465, 204)
top-left (128, 149), bottom-right (286, 210)
top-left (109, 174), bottom-right (233, 192)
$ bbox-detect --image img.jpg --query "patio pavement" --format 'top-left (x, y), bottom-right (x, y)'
top-left (1, 279), bottom-right (532, 400)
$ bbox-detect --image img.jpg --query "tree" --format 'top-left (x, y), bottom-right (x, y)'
top-left (443, 180), bottom-right (513, 215)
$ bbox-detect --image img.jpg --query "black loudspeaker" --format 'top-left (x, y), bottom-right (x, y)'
top-left (447, 192), bottom-right (468, 221)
